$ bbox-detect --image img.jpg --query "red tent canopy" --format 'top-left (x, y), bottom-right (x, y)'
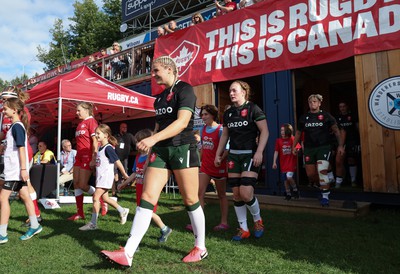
top-left (26, 66), bottom-right (155, 127)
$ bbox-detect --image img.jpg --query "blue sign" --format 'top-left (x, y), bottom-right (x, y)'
top-left (122, 0), bottom-right (172, 22)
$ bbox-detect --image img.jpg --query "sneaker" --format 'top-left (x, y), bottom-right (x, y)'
top-left (185, 224), bottom-right (193, 232)
top-left (351, 182), bottom-right (357, 187)
top-left (158, 226), bottom-right (172, 243)
top-left (213, 223), bottom-right (230, 231)
top-left (232, 228), bottom-right (251, 241)
top-left (320, 198), bottom-right (329, 207)
top-left (101, 202), bottom-right (109, 216)
top-left (182, 246), bottom-right (208, 263)
top-left (120, 208), bottom-right (130, 225)
top-left (79, 222), bottom-right (97, 231)
top-left (335, 183), bottom-right (341, 189)
top-left (254, 219), bottom-right (264, 239)
top-left (0, 234), bottom-right (8, 244)
top-left (292, 191), bottom-right (299, 199)
top-left (20, 225), bottom-right (43, 240)
top-left (22, 215), bottom-right (43, 227)
top-left (101, 246), bottom-right (132, 267)
top-left (67, 213), bottom-right (85, 221)
top-left (284, 195), bottom-right (292, 201)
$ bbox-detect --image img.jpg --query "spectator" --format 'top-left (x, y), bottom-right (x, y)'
top-left (114, 122), bottom-right (135, 196)
top-left (33, 141), bottom-right (55, 165)
top-left (214, 80), bottom-right (269, 241)
top-left (272, 124), bottom-right (300, 200)
top-left (292, 94), bottom-right (344, 207)
top-left (110, 42), bottom-right (126, 80)
top-left (191, 13), bottom-right (204, 25)
top-left (215, 0), bottom-right (237, 17)
top-left (164, 20), bottom-right (180, 34)
top-left (59, 139), bottom-right (77, 188)
top-left (157, 26), bottom-right (165, 37)
top-left (335, 101), bottom-right (360, 188)
top-left (239, 0), bottom-right (262, 8)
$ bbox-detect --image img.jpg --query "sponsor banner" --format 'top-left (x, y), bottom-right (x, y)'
top-left (368, 76), bottom-right (400, 130)
top-left (122, 0), bottom-right (172, 22)
top-left (154, 0), bottom-right (400, 94)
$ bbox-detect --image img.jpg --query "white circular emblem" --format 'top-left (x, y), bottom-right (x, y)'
top-left (368, 76), bottom-right (400, 130)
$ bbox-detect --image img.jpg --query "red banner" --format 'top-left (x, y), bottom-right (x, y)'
top-left (153, 0), bottom-right (400, 94)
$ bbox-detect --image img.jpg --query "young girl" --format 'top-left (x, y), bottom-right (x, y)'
top-left (272, 124), bottom-right (300, 200)
top-left (79, 124), bottom-right (130, 231)
top-left (118, 129), bottom-right (172, 243)
top-left (0, 98), bottom-right (42, 243)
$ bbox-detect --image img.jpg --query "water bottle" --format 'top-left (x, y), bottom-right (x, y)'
top-left (63, 187), bottom-right (68, 196)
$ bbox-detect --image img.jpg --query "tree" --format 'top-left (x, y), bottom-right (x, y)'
top-left (36, 19), bottom-right (70, 71)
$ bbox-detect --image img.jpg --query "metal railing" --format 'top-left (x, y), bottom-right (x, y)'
top-left (86, 41), bottom-right (155, 82)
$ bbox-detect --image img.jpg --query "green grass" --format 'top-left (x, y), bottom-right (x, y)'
top-left (1, 190), bottom-right (399, 274)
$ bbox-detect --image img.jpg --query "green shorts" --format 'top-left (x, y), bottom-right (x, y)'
top-left (303, 145), bottom-right (331, 165)
top-left (227, 152), bottom-right (261, 174)
top-left (148, 144), bottom-right (200, 170)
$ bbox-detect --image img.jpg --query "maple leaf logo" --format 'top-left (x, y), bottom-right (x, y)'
top-left (169, 40), bottom-right (200, 77)
top-left (174, 47), bottom-right (193, 72)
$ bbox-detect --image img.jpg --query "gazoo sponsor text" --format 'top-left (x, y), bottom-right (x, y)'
top-left (108, 92), bottom-right (139, 104)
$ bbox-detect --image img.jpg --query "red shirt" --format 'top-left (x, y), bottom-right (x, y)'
top-left (75, 116), bottom-right (98, 155)
top-left (222, 2), bottom-right (237, 15)
top-left (200, 125), bottom-right (227, 177)
top-left (274, 136), bottom-right (297, 173)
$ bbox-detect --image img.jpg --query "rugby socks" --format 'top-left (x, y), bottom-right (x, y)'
top-left (187, 201), bottom-right (206, 249)
top-left (87, 186), bottom-right (95, 195)
top-left (74, 189), bottom-right (84, 216)
top-left (246, 197), bottom-right (262, 222)
top-left (116, 205), bottom-right (124, 214)
top-left (29, 215), bottom-right (39, 229)
top-left (91, 213), bottom-right (99, 225)
top-left (336, 176), bottom-right (343, 188)
top-left (322, 190), bottom-right (330, 200)
top-left (0, 224), bottom-right (7, 236)
top-left (125, 200), bottom-right (154, 257)
top-left (30, 192), bottom-right (41, 217)
top-left (234, 201), bottom-right (248, 231)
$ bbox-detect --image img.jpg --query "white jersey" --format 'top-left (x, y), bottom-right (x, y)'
top-left (4, 122), bottom-right (29, 181)
top-left (95, 143), bottom-right (115, 189)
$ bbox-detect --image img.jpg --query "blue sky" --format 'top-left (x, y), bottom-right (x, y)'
top-left (0, 0), bottom-right (103, 82)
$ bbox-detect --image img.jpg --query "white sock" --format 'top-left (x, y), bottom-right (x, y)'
top-left (30, 192), bottom-right (37, 201)
top-left (74, 188), bottom-right (83, 196)
top-left (187, 205), bottom-right (206, 250)
top-left (87, 186), bottom-right (95, 195)
top-left (234, 202), bottom-right (248, 231)
top-left (29, 215), bottom-right (39, 229)
top-left (322, 191), bottom-right (330, 199)
top-left (246, 197), bottom-right (262, 222)
top-left (336, 177), bottom-right (343, 185)
top-left (0, 224), bottom-right (8, 236)
top-left (116, 205), bottom-right (124, 213)
top-left (91, 213), bottom-right (99, 225)
top-left (124, 206), bottom-right (153, 257)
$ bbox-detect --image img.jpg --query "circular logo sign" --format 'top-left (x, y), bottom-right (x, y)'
top-left (368, 76), bottom-right (400, 130)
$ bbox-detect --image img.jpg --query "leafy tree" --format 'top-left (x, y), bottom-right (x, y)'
top-left (36, 19), bottom-right (70, 71)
